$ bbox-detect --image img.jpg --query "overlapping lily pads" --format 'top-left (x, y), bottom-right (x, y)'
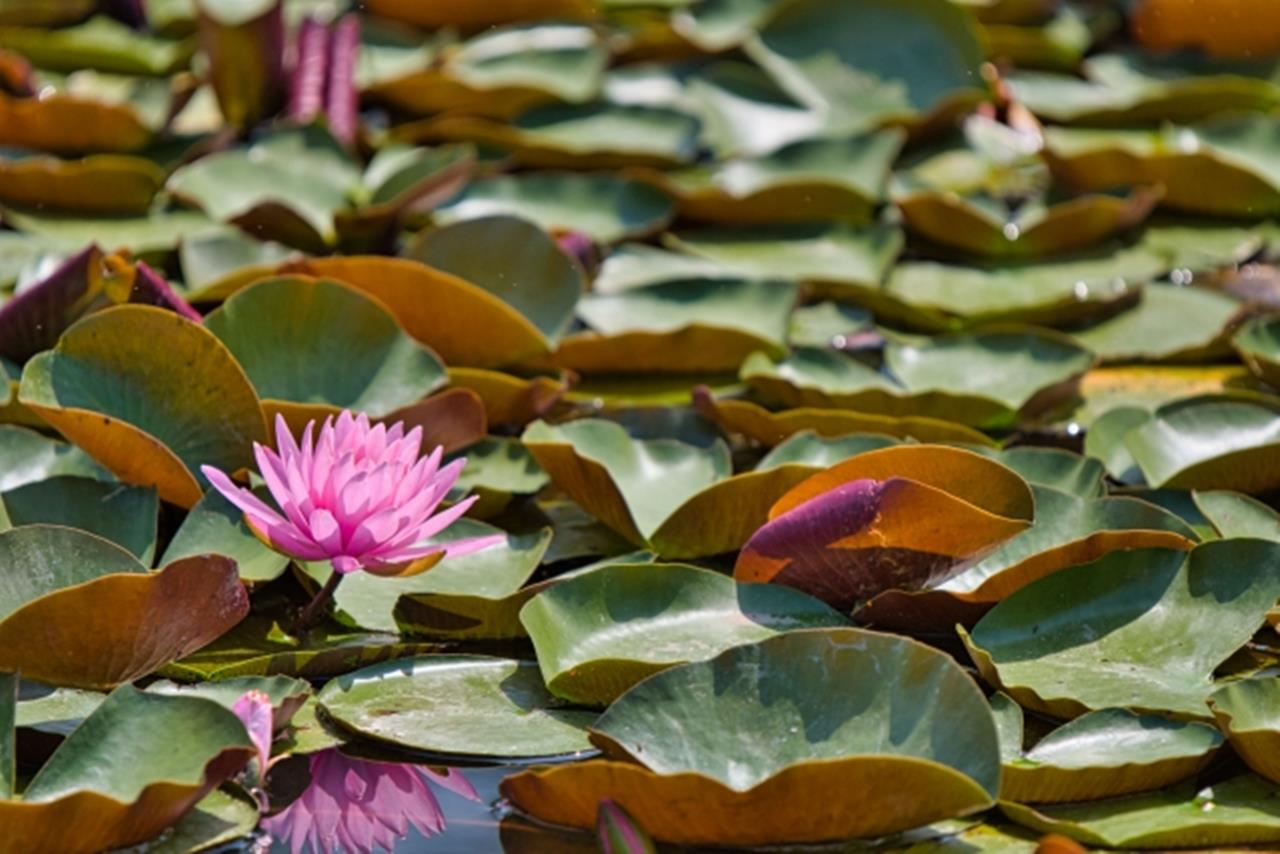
top-left (962, 539), bottom-right (1280, 718)
top-left (504, 628), bottom-right (1000, 846)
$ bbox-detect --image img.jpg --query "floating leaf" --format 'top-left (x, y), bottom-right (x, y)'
top-left (1001, 776), bottom-right (1280, 849)
top-left (3, 207), bottom-right (219, 255)
top-left (638, 133), bottom-right (903, 225)
top-left (1045, 116), bottom-right (1280, 218)
top-left (0, 16), bottom-right (195, 76)
top-left (360, 0), bottom-right (595, 31)
top-left (520, 563), bottom-right (849, 705)
top-left (1071, 284), bottom-right (1241, 363)
top-left (435, 172), bottom-right (675, 243)
top-left (407, 215), bottom-right (582, 343)
top-left (287, 255), bottom-right (555, 369)
top-left (160, 487), bottom-right (290, 584)
top-left (317, 655), bottom-right (595, 759)
top-left (160, 615), bottom-right (443, 681)
top-left (203, 276), bottom-right (447, 421)
top-left (693, 389), bottom-right (997, 447)
top-left (18, 305), bottom-right (267, 508)
top-left (167, 127), bottom-right (361, 251)
top-left (556, 278), bottom-right (796, 374)
top-left (1125, 396), bottom-right (1280, 493)
top-left (664, 222), bottom-right (903, 295)
top-left (0, 425), bottom-right (107, 491)
top-left (0, 72), bottom-right (172, 154)
top-left (300, 520), bottom-right (551, 636)
top-left (196, 0), bottom-right (284, 129)
top-left (1000, 706), bottom-right (1222, 804)
top-left (1209, 678), bottom-right (1280, 784)
top-left (0, 686), bottom-right (253, 853)
top-left (1194, 490), bottom-right (1280, 541)
top-left (744, 0), bottom-right (987, 131)
top-left (0, 150), bottom-right (165, 215)
top-left (420, 103), bottom-right (701, 169)
top-left (447, 367), bottom-right (565, 428)
top-left (505, 628), bottom-right (1000, 846)
top-left (743, 328), bottom-right (1093, 429)
top-left (1131, 0), bottom-right (1280, 58)
top-left (962, 540), bottom-right (1280, 718)
top-left (879, 249), bottom-right (1162, 331)
top-left (1234, 314), bottom-right (1280, 388)
top-left (0, 476), bottom-right (157, 562)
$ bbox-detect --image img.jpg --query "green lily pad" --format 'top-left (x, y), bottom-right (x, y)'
top-left (664, 222), bottom-right (903, 294)
top-left (1045, 115), bottom-right (1280, 218)
top-left (1194, 490), bottom-right (1280, 541)
top-left (962, 539), bottom-right (1280, 718)
top-left (1209, 678), bottom-right (1280, 784)
top-left (178, 229), bottom-right (296, 302)
top-left (167, 127), bottom-right (361, 251)
top-left (592, 243), bottom-right (737, 294)
top-left (447, 437), bottom-right (550, 510)
top-left (407, 215), bottom-right (582, 342)
top-left (3, 208), bottom-right (219, 255)
top-left (521, 418), bottom-right (730, 545)
top-left (421, 103), bottom-right (701, 169)
top-left (1125, 396), bottom-right (1280, 493)
top-left (787, 301), bottom-right (876, 348)
top-left (203, 276), bottom-right (446, 419)
top-left (743, 328), bottom-right (1093, 428)
top-left (642, 132), bottom-right (904, 225)
top-left (520, 563), bottom-right (849, 705)
top-left (995, 447), bottom-right (1107, 498)
top-left (15, 687), bottom-right (104, 738)
top-left (878, 248), bottom-right (1163, 331)
top-left (683, 60), bottom-right (828, 158)
top-left (744, 0), bottom-right (986, 131)
top-left (0, 685), bottom-right (254, 853)
top-left (0, 476), bottom-right (157, 562)
top-left (1001, 775), bottom-right (1280, 849)
top-left (147, 675), bottom-right (310, 728)
top-left (18, 305), bottom-right (268, 508)
top-left (159, 616), bottom-right (443, 682)
top-left (1071, 284), bottom-right (1241, 363)
top-left (299, 519), bottom-right (551, 636)
top-left (160, 487), bottom-right (291, 584)
top-left (1234, 314), bottom-right (1280, 388)
top-left (124, 788), bottom-right (260, 854)
top-left (434, 172), bottom-right (675, 243)
top-left (317, 654), bottom-right (596, 759)
top-left (557, 277), bottom-right (796, 374)
top-left (1010, 51), bottom-right (1280, 125)
top-left (756, 430), bottom-right (899, 470)
top-left (0, 425), bottom-right (109, 492)
top-left (502, 628), bottom-right (999, 847)
top-left (1000, 706), bottom-right (1223, 804)
top-left (0, 15), bottom-right (195, 76)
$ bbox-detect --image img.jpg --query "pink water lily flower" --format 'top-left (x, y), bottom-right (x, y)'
top-left (202, 411), bottom-right (500, 576)
top-left (263, 749), bottom-right (478, 854)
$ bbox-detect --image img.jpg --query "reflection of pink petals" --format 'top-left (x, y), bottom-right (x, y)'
top-left (201, 411), bottom-right (496, 575)
top-left (263, 750), bottom-right (470, 854)
top-left (231, 690), bottom-right (274, 784)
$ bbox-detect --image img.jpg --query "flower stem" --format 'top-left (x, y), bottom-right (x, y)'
top-left (291, 570), bottom-right (343, 637)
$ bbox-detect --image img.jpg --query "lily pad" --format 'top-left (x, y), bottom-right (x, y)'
top-left (505, 628), bottom-right (1000, 846)
top-left (1000, 706), bottom-right (1223, 804)
top-left (736, 444), bottom-right (1034, 609)
top-left (284, 255), bottom-right (556, 369)
top-left (0, 15), bottom-right (195, 76)
top-left (962, 539), bottom-right (1280, 718)
top-left (0, 476), bottom-right (157, 562)
top-left (300, 519), bottom-right (551, 636)
top-left (1234, 314), bottom-right (1280, 388)
top-left (317, 655), bottom-right (596, 759)
top-left (159, 487), bottom-right (291, 584)
top-left (0, 685), bottom-right (254, 853)
top-left (0, 150), bottom-right (166, 216)
top-left (1124, 395), bottom-right (1280, 493)
top-left (1071, 283), bottom-right (1241, 363)
top-left (664, 222), bottom-right (903, 294)
top-left (743, 328), bottom-right (1094, 429)
top-left (203, 276), bottom-right (447, 421)
top-left (556, 278), bottom-right (796, 374)
top-left (744, 0), bottom-right (986, 132)
top-left (1001, 775), bottom-right (1280, 849)
top-left (520, 563), bottom-right (849, 705)
top-left (1194, 490), bottom-right (1280, 541)
top-left (18, 305), bottom-right (268, 508)
top-left (1208, 678), bottom-right (1280, 784)
top-left (0, 425), bottom-right (109, 492)
top-left (360, 0), bottom-right (594, 33)
top-left (407, 215), bottom-right (582, 343)
top-left (435, 172), bottom-right (675, 243)
top-left (639, 132), bottom-right (904, 225)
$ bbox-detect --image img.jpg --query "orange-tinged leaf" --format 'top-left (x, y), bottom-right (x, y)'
top-left (0, 153), bottom-right (164, 215)
top-left (501, 757), bottom-right (992, 847)
top-left (0, 555), bottom-right (249, 689)
top-left (447, 367), bottom-right (565, 428)
top-left (283, 256), bottom-right (551, 368)
top-left (0, 91), bottom-right (153, 154)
